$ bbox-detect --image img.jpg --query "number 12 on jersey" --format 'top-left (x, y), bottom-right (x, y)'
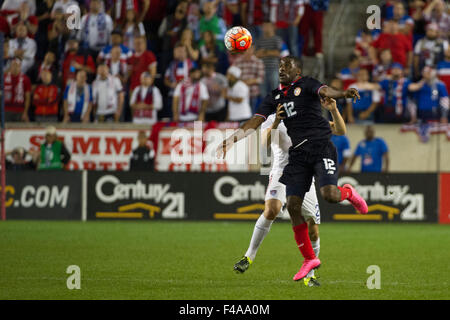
top-left (283, 102), bottom-right (297, 117)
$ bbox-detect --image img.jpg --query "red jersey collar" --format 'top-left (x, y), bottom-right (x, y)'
top-left (279, 76), bottom-right (302, 94)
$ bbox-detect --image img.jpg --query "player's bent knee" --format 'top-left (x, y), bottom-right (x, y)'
top-left (320, 186), bottom-right (340, 203)
top-left (263, 208), bottom-right (278, 220)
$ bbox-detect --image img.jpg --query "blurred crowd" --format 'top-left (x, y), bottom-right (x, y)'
top-left (0, 0), bottom-right (449, 127)
top-left (1, 0), bottom-right (328, 125)
top-left (336, 0), bottom-right (450, 125)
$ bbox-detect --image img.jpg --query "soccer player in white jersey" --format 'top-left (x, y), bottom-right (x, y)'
top-left (234, 97), bottom-right (347, 287)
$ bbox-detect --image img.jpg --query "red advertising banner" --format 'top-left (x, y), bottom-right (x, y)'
top-left (5, 128), bottom-right (147, 171)
top-left (439, 173), bottom-right (450, 224)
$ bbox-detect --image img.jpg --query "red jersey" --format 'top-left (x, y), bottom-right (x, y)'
top-left (33, 84), bottom-right (60, 116)
top-left (10, 16), bottom-right (38, 38)
top-left (62, 52), bottom-right (96, 86)
top-left (128, 50), bottom-right (157, 90)
top-left (0, 15), bottom-right (10, 35)
top-left (3, 72), bottom-right (31, 112)
top-left (242, 0), bottom-right (266, 26)
top-left (371, 33), bottom-right (412, 67)
top-left (143, 0), bottom-right (167, 22)
top-left (115, 0), bottom-right (138, 23)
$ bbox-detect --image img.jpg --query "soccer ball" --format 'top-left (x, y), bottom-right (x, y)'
top-left (224, 26), bottom-right (252, 53)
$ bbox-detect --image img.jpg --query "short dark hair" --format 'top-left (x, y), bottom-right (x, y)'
top-left (282, 55), bottom-right (303, 70)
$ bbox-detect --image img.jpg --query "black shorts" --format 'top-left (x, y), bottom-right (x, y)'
top-left (279, 139), bottom-right (338, 199)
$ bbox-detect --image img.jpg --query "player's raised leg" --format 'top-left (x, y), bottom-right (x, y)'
top-left (315, 143), bottom-right (368, 214)
top-left (234, 199), bottom-right (281, 273)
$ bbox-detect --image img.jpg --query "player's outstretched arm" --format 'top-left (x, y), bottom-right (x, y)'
top-left (320, 86), bottom-right (360, 103)
top-left (216, 115), bottom-right (265, 159)
top-left (321, 97), bottom-right (346, 135)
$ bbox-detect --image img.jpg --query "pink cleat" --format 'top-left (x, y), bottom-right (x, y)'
top-left (343, 184), bottom-right (368, 214)
top-left (293, 258), bottom-right (321, 281)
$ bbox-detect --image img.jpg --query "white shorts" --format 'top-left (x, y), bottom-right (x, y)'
top-left (265, 172), bottom-right (321, 224)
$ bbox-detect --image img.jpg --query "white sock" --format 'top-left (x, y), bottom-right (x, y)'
top-left (244, 214), bottom-right (274, 261)
top-left (307, 238), bottom-right (320, 278)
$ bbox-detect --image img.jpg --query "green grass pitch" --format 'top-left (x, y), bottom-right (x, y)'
top-left (0, 220), bottom-right (448, 300)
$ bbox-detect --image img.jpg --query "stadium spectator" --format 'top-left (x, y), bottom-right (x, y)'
top-left (32, 69), bottom-right (60, 122)
top-left (172, 67), bottom-right (209, 122)
top-left (92, 64), bottom-right (124, 122)
top-left (129, 131), bottom-right (155, 171)
top-left (222, 0), bottom-right (240, 28)
top-left (240, 0), bottom-right (267, 40)
top-left (198, 0), bottom-right (227, 51)
top-left (199, 29), bottom-right (229, 74)
top-left (165, 43), bottom-right (196, 97)
top-left (298, 0), bottom-right (329, 57)
top-left (328, 78), bottom-right (347, 118)
top-left (37, 126), bottom-right (71, 170)
top-left (97, 28), bottom-right (132, 64)
top-left (185, 0), bottom-right (201, 40)
top-left (224, 66), bottom-right (252, 122)
top-left (255, 20), bottom-right (283, 98)
top-left (158, 0), bottom-right (188, 55)
top-left (130, 72), bottom-right (163, 125)
top-left (232, 46), bottom-right (265, 113)
top-left (63, 69), bottom-right (93, 123)
top-left (180, 28), bottom-right (200, 62)
top-left (3, 58), bottom-right (31, 122)
top-left (378, 63), bottom-right (411, 123)
top-left (201, 61), bottom-right (228, 122)
top-left (8, 23), bottom-right (37, 73)
top-left (10, 2), bottom-right (38, 37)
top-left (106, 46), bottom-right (128, 84)
top-left (372, 48), bottom-right (393, 82)
top-left (437, 47), bottom-right (450, 94)
top-left (338, 53), bottom-right (359, 90)
top-left (271, 0), bottom-right (303, 57)
top-left (345, 68), bottom-right (381, 124)
top-left (114, 0), bottom-right (140, 24)
top-left (370, 20), bottom-right (413, 70)
top-left (1, 0), bottom-right (36, 15)
top-left (348, 125), bottom-right (389, 173)
top-left (354, 29), bottom-right (375, 73)
top-left (409, 0), bottom-right (428, 44)
top-left (122, 9), bottom-right (146, 52)
top-left (77, 0), bottom-right (114, 59)
top-left (408, 66), bottom-right (449, 123)
top-left (141, 0), bottom-right (167, 53)
top-left (128, 35), bottom-right (157, 90)
top-left (5, 147), bottom-right (37, 171)
top-left (28, 51), bottom-right (58, 87)
top-left (47, 7), bottom-right (71, 66)
top-left (423, 0), bottom-right (450, 39)
top-left (413, 23), bottom-right (448, 78)
top-left (330, 134), bottom-right (351, 173)
top-left (390, 1), bottom-right (414, 39)
top-left (62, 37), bottom-right (96, 86)
top-left (51, 0), bottom-right (79, 17)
